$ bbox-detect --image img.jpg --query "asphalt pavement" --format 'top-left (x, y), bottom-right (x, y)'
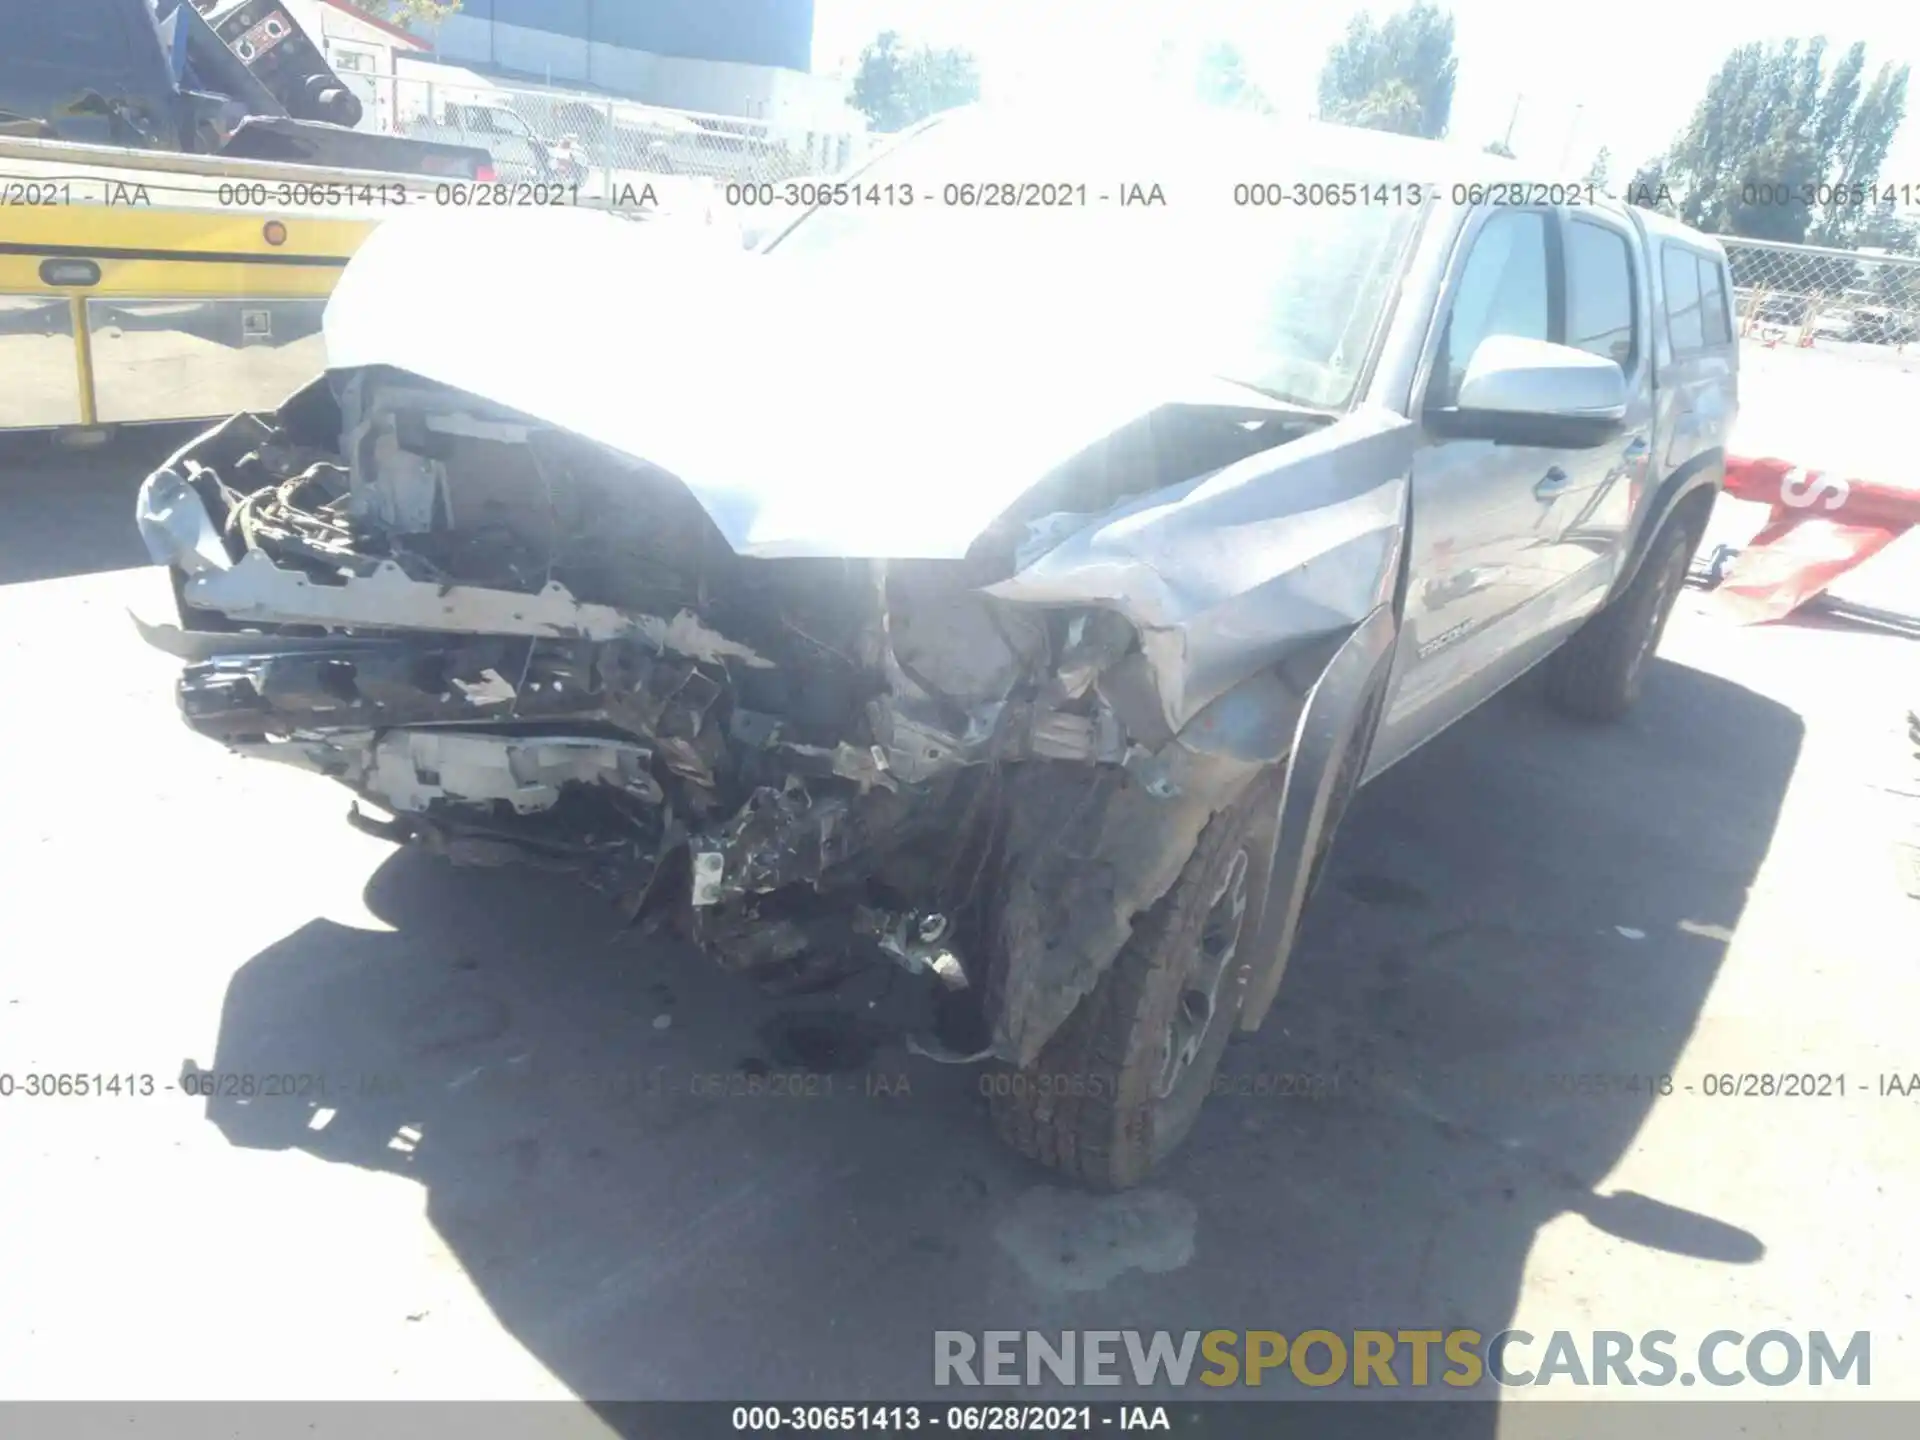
top-left (0, 428), bottom-right (1914, 1414)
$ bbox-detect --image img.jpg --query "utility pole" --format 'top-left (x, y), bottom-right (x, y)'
top-left (1502, 93), bottom-right (1522, 151)
top-left (1558, 102), bottom-right (1585, 174)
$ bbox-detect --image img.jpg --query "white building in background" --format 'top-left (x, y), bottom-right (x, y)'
top-left (415, 0), bottom-right (862, 132)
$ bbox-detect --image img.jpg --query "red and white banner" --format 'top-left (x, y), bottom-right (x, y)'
top-left (1714, 456), bottom-right (1920, 624)
top-left (1707, 335), bottom-right (1920, 625)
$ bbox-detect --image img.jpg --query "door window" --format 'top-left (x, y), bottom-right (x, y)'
top-left (1565, 219), bottom-right (1637, 369)
top-left (1433, 210), bottom-right (1551, 406)
top-left (1698, 257), bottom-right (1733, 345)
top-left (1662, 246), bottom-right (1705, 353)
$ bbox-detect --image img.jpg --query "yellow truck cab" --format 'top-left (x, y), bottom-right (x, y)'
top-left (1, 141), bottom-right (415, 435)
top-left (0, 0), bottom-right (488, 438)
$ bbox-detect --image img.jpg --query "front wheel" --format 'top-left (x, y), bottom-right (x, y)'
top-left (987, 769), bottom-right (1282, 1190)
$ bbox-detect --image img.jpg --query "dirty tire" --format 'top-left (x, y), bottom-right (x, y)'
top-left (1543, 515), bottom-right (1695, 722)
top-left (987, 768), bottom-right (1283, 1191)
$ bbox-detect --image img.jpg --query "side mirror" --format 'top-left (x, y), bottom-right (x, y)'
top-left (1428, 335), bottom-right (1627, 448)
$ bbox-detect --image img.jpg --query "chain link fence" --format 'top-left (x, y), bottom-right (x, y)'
top-left (1723, 236), bottom-right (1920, 348)
top-left (1703, 236), bottom-right (1920, 626)
top-left (334, 70), bottom-right (881, 210)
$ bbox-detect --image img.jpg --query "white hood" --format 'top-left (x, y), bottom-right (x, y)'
top-left (322, 205), bottom-right (1296, 560)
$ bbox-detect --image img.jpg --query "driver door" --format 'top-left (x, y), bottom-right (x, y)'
top-left (1368, 206), bottom-right (1568, 777)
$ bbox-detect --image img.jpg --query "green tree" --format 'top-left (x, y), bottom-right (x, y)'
top-left (1316, 3), bottom-right (1457, 139)
top-left (848, 31), bottom-right (981, 134)
top-left (1657, 37), bottom-right (1909, 243)
top-left (1855, 199), bottom-right (1919, 255)
top-left (1813, 58), bottom-right (1911, 242)
top-left (1195, 41), bottom-right (1271, 112)
top-left (354, 0), bottom-right (463, 26)
top-left (1625, 156), bottom-right (1676, 214)
top-left (1584, 145), bottom-right (1611, 190)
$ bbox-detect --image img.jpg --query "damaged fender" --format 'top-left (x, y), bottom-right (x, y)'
top-left (984, 662), bottom-right (1310, 1067)
top-left (981, 416), bottom-right (1413, 1066)
top-left (988, 407), bottom-right (1413, 735)
top-left (1236, 601), bottom-right (1402, 1033)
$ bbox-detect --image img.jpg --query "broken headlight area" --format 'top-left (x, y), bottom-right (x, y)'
top-left (138, 370), bottom-right (1273, 1029)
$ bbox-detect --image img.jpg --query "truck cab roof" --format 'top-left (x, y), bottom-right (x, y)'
top-left (1630, 203), bottom-right (1730, 260)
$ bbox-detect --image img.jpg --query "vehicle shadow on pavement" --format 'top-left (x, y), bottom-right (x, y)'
top-left (192, 654), bottom-right (1797, 1410)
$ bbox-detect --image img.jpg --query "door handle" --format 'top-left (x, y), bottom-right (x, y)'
top-left (1533, 466), bottom-right (1571, 500)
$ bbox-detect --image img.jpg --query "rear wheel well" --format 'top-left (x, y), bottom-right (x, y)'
top-left (1668, 484), bottom-right (1717, 553)
top-left (1615, 480), bottom-right (1717, 604)
top-left (1545, 506), bottom-right (1697, 722)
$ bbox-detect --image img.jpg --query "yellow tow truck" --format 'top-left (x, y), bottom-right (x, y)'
top-left (0, 138), bottom-right (438, 435)
top-left (0, 0), bottom-right (491, 439)
top-left (2, 137), bottom-right (437, 436)
top-left (0, 4), bottom-right (703, 441)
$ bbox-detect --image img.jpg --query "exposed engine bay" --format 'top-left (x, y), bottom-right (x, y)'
top-left (138, 366), bottom-right (1409, 1064)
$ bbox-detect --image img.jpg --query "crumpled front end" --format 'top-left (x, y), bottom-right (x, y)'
top-left (137, 368), bottom-right (1410, 1063)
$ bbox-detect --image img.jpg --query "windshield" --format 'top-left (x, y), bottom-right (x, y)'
top-left (767, 108), bottom-right (1428, 410)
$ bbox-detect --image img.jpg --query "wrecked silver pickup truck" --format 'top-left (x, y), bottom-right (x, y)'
top-left (136, 105), bottom-right (1733, 1187)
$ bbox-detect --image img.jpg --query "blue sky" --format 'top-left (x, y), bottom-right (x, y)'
top-left (812, 0), bottom-right (1919, 180)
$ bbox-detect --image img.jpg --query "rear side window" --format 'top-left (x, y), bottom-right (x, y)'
top-left (1565, 219), bottom-right (1637, 369)
top-left (1662, 247), bottom-right (1705, 353)
top-left (1698, 257), bottom-right (1732, 345)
